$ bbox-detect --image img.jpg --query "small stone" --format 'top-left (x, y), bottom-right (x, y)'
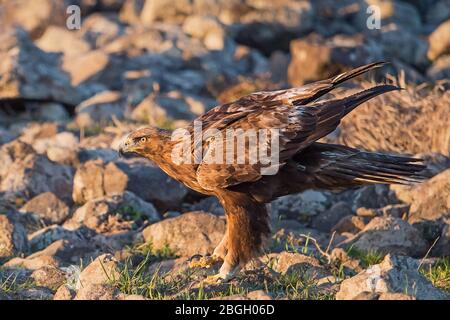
top-left (20, 192), bottom-right (70, 225)
top-left (143, 211), bottom-right (225, 257)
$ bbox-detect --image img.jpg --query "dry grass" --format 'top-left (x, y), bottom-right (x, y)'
top-left (324, 80), bottom-right (450, 156)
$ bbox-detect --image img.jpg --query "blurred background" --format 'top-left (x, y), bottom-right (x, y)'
top-left (0, 0), bottom-right (448, 149)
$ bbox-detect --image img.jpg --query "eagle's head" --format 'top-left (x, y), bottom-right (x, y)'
top-left (119, 127), bottom-right (162, 158)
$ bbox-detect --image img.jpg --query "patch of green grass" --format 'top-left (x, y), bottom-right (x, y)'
top-left (347, 247), bottom-right (384, 268)
top-left (267, 272), bottom-right (334, 300)
top-left (420, 257), bottom-right (450, 293)
top-left (126, 242), bottom-right (177, 260)
top-left (0, 269), bottom-right (35, 295)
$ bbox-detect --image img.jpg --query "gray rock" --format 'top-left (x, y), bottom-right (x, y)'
top-left (427, 55), bottom-right (450, 80)
top-left (75, 91), bottom-right (126, 128)
top-left (0, 153), bottom-right (73, 202)
top-left (0, 28), bottom-right (86, 105)
top-left (0, 215), bottom-right (28, 259)
top-left (75, 283), bottom-right (117, 300)
top-left (36, 26), bottom-right (91, 56)
top-left (20, 192), bottom-right (70, 225)
top-left (354, 0), bottom-right (422, 32)
top-left (78, 254), bottom-right (120, 287)
top-left (67, 191), bottom-right (160, 232)
top-left (142, 211), bottom-right (226, 257)
top-left (31, 266), bottom-right (67, 291)
top-left (115, 158), bottom-right (188, 210)
top-left (311, 201), bottom-right (353, 232)
top-left (428, 19), bottom-right (450, 61)
top-left (288, 34), bottom-right (381, 86)
top-left (269, 251), bottom-right (330, 279)
top-left (426, 0), bottom-right (450, 26)
top-left (380, 25), bottom-right (429, 69)
top-left (336, 254), bottom-right (447, 300)
top-left (272, 190), bottom-right (330, 218)
top-left (399, 168), bottom-right (450, 242)
top-left (343, 217), bottom-right (428, 257)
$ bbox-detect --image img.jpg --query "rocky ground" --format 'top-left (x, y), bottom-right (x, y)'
top-left (0, 0), bottom-right (449, 300)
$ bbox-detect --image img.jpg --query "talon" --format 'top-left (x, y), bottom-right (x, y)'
top-left (188, 255), bottom-right (223, 269)
top-left (202, 274), bottom-right (226, 285)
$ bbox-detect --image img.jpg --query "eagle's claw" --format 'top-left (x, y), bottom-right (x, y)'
top-left (189, 254), bottom-right (223, 269)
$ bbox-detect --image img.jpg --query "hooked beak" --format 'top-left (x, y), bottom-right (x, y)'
top-left (118, 140), bottom-right (133, 158)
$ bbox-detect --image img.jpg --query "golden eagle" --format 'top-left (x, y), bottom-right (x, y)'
top-left (119, 62), bottom-right (425, 282)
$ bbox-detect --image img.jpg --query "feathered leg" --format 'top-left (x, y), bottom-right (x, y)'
top-left (203, 190), bottom-right (270, 283)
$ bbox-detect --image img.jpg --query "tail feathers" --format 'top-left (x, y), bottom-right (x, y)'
top-left (302, 143), bottom-right (427, 189)
top-left (293, 61), bottom-right (388, 105)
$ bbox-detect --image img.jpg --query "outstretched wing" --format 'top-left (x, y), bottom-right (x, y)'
top-left (196, 85), bottom-right (400, 190)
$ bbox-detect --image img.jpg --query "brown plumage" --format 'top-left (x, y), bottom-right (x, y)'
top-left (119, 62), bottom-right (426, 282)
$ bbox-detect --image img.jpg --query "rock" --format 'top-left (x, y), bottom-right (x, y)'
top-left (61, 50), bottom-right (113, 91)
top-left (19, 192), bottom-right (70, 225)
top-left (0, 290), bottom-right (12, 300)
top-left (119, 0), bottom-right (146, 25)
top-left (344, 217), bottom-right (428, 257)
top-left (380, 24), bottom-right (429, 68)
top-left (216, 290), bottom-right (273, 300)
top-left (378, 292), bottom-right (416, 300)
top-left (16, 287), bottom-right (53, 300)
top-left (352, 291), bottom-right (380, 300)
top-left (131, 91), bottom-right (216, 126)
top-left (36, 26), bottom-right (91, 56)
top-left (28, 225), bottom-right (85, 252)
top-left (80, 13), bottom-right (124, 49)
top-left (288, 34), bottom-right (381, 86)
top-left (426, 0), bottom-right (450, 25)
top-left (0, 215), bottom-right (28, 259)
top-left (31, 266), bottom-right (67, 291)
top-left (356, 204), bottom-right (410, 219)
top-left (399, 169), bottom-right (450, 241)
top-left (9, 238), bottom-right (106, 268)
top-left (53, 285), bottom-right (76, 300)
top-left (79, 254), bottom-right (120, 287)
top-left (30, 132), bottom-right (79, 165)
top-left (427, 55), bottom-right (450, 80)
top-left (75, 91), bottom-right (125, 128)
top-left (311, 201), bottom-right (353, 232)
top-left (433, 221), bottom-right (450, 256)
top-left (187, 197), bottom-right (224, 216)
top-left (272, 190), bottom-right (329, 219)
top-left (0, 140), bottom-right (35, 179)
top-left (351, 185), bottom-right (391, 212)
top-left (232, 0), bottom-right (314, 55)
top-left (114, 158), bottom-right (188, 210)
top-left (0, 28), bottom-right (85, 105)
top-left (332, 215), bottom-right (367, 234)
top-left (0, 0), bottom-right (67, 38)
top-left (428, 19), bottom-right (450, 61)
top-left (72, 159), bottom-right (128, 204)
top-left (336, 254), bottom-right (447, 300)
top-left (142, 211), bottom-right (226, 257)
top-left (73, 158), bottom-right (188, 209)
top-left (75, 283), bottom-right (118, 300)
top-left (354, 0), bottom-right (422, 32)
top-left (269, 252), bottom-right (329, 279)
top-left (4, 255), bottom-right (60, 271)
top-left (118, 294), bottom-right (147, 300)
top-left (0, 152), bottom-right (74, 202)
top-left (67, 191), bottom-right (160, 233)
top-left (31, 102), bottom-right (71, 123)
top-left (183, 15), bottom-right (227, 50)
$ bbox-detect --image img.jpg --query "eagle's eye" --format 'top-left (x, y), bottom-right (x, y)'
top-left (140, 137), bottom-right (147, 143)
